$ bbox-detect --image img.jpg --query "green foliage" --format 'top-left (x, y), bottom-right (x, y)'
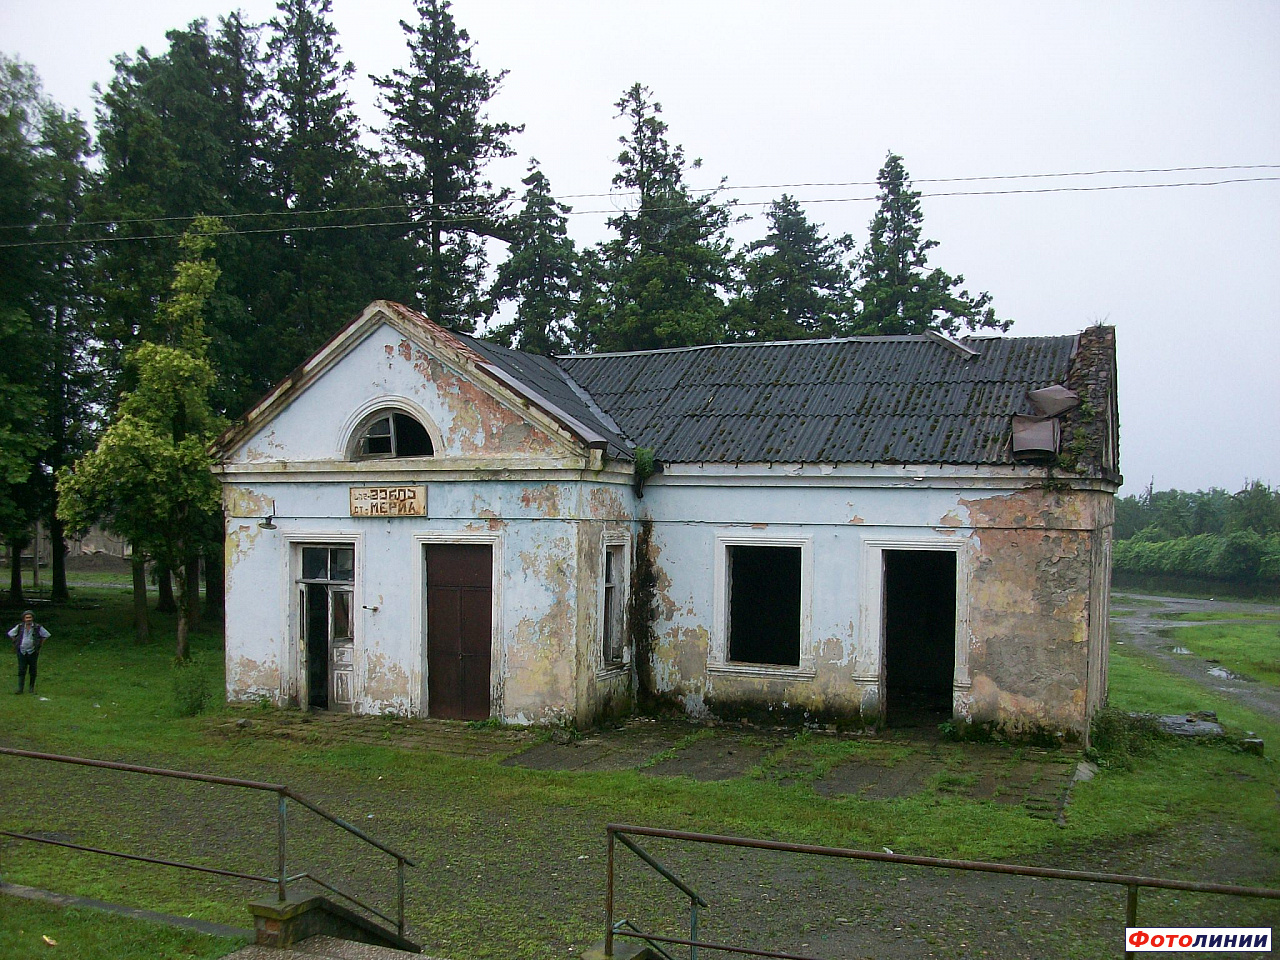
top-left (487, 161), bottom-right (577, 354)
top-left (728, 194), bottom-right (853, 341)
top-left (373, 0), bottom-right (521, 331)
top-left (171, 652), bottom-right (216, 716)
top-left (593, 83), bottom-right (735, 352)
top-left (1086, 707), bottom-right (1168, 769)
top-left (852, 152), bottom-right (1010, 336)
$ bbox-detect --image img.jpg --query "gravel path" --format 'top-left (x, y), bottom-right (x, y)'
top-left (1111, 592), bottom-right (1280, 722)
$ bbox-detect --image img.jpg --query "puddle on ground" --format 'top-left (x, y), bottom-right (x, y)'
top-left (1207, 665), bottom-right (1254, 682)
top-left (1167, 646), bottom-right (1193, 655)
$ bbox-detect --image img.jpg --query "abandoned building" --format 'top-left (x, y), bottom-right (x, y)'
top-left (214, 300), bottom-right (1120, 739)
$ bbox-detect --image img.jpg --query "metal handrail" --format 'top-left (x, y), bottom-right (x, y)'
top-left (605, 823), bottom-right (1280, 960)
top-left (0, 747), bottom-right (416, 936)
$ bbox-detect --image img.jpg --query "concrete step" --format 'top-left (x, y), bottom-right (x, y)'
top-left (225, 935), bottom-right (443, 960)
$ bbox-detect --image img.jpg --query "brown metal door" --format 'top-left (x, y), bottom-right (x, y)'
top-left (425, 544), bottom-right (493, 720)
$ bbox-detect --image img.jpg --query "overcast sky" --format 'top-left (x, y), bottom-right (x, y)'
top-left (3, 0), bottom-right (1278, 497)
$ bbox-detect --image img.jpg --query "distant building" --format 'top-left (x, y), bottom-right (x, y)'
top-left (214, 301), bottom-right (1119, 740)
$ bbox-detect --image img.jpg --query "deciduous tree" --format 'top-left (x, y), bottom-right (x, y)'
top-left (59, 219), bottom-right (227, 657)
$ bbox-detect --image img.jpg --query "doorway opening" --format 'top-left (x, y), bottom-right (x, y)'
top-left (883, 549), bottom-right (956, 727)
top-left (424, 543), bottom-right (493, 720)
top-left (298, 545), bottom-right (355, 712)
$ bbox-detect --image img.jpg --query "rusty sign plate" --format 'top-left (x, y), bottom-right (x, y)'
top-left (349, 485), bottom-right (427, 517)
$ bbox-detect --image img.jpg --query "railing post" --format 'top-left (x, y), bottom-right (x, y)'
top-left (397, 857), bottom-right (406, 937)
top-left (605, 827), bottom-right (616, 957)
top-left (690, 898), bottom-right (699, 960)
top-left (277, 791), bottom-right (288, 902)
top-left (1125, 884), bottom-right (1139, 957)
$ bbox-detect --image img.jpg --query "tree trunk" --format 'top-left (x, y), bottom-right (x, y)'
top-left (131, 556), bottom-right (151, 644)
top-left (156, 563), bottom-right (176, 613)
top-left (173, 564), bottom-right (190, 661)
top-left (203, 545), bottom-right (224, 621)
top-left (184, 555), bottom-right (201, 622)
top-left (9, 540), bottom-right (23, 601)
top-left (50, 514), bottom-right (69, 603)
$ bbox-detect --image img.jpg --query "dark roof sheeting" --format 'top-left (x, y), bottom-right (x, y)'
top-left (557, 335), bottom-right (1078, 465)
top-left (461, 335), bottom-right (635, 460)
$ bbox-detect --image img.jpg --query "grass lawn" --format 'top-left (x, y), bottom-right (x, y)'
top-left (1155, 618), bottom-right (1280, 688)
top-left (0, 896), bottom-right (243, 960)
top-left (1, 592), bottom-right (1278, 959)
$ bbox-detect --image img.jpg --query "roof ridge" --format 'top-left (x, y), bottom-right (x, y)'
top-left (557, 331), bottom-right (1067, 360)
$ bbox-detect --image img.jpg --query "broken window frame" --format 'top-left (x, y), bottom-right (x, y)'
top-left (599, 535), bottom-right (630, 673)
top-left (709, 534), bottom-right (814, 679)
top-left (349, 408), bottom-right (436, 460)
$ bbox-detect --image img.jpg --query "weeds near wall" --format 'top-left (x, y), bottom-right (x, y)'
top-left (628, 518), bottom-right (658, 705)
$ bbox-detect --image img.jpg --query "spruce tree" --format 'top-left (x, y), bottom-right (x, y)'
top-left (728, 194), bottom-right (853, 341)
top-left (599, 83), bottom-right (734, 352)
top-left (374, 0), bottom-right (520, 331)
top-left (260, 0), bottom-right (416, 404)
top-left (488, 161), bottom-right (577, 355)
top-left (853, 152), bottom-right (1010, 336)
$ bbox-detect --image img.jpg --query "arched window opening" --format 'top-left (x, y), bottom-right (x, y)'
top-left (355, 411), bottom-right (434, 459)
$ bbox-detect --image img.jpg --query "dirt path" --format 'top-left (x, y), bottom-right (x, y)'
top-left (1111, 592), bottom-right (1280, 723)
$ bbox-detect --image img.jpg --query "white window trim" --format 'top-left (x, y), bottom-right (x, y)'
top-left (710, 533), bottom-right (815, 680)
top-left (283, 531), bottom-right (364, 710)
top-left (860, 537), bottom-right (970, 694)
top-left (597, 533), bottom-right (631, 678)
top-left (338, 396), bottom-right (444, 461)
top-left (413, 530), bottom-right (504, 720)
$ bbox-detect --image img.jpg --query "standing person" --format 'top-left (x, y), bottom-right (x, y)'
top-left (9, 610), bottom-right (50, 694)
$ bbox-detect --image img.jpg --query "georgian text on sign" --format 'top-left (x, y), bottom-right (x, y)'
top-left (349, 486), bottom-right (427, 517)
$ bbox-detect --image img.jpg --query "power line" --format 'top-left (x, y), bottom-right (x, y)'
top-left (1, 175), bottom-right (1277, 249)
top-left (1, 162), bottom-right (1277, 235)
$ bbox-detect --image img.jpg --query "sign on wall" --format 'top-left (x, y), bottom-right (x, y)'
top-left (349, 485), bottom-right (427, 517)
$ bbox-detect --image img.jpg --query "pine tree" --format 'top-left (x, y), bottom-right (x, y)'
top-left (259, 0), bottom-right (416, 403)
top-left (374, 0), bottom-right (521, 331)
top-left (853, 152), bottom-right (1010, 336)
top-left (488, 162), bottom-right (577, 355)
top-left (728, 194), bottom-right (853, 341)
top-left (599, 84), bottom-right (734, 352)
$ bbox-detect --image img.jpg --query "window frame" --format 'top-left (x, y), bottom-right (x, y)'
top-left (709, 533), bottom-right (815, 680)
top-left (342, 400), bottom-right (442, 462)
top-left (597, 533), bottom-right (631, 676)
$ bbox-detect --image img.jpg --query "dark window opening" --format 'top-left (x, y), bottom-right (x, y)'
top-left (602, 544), bottom-right (626, 664)
top-left (728, 545), bottom-right (801, 666)
top-left (356, 411), bottom-right (433, 459)
top-left (884, 550), bottom-right (956, 725)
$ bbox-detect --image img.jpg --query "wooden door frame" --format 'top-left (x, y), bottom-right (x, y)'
top-left (284, 532), bottom-right (364, 712)
top-left (414, 531), bottom-right (503, 720)
top-left (861, 537), bottom-right (970, 725)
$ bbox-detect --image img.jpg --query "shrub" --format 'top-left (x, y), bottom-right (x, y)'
top-left (172, 654), bottom-right (214, 717)
top-left (1088, 707), bottom-right (1168, 768)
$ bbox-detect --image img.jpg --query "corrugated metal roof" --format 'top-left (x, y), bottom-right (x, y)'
top-left (461, 335), bottom-right (636, 460)
top-left (556, 334), bottom-right (1078, 465)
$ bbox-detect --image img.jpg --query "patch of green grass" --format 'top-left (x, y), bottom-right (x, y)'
top-left (1110, 593), bottom-right (1165, 607)
top-left (1157, 621), bottom-right (1280, 687)
top-left (1156, 610), bottom-right (1279, 622)
top-left (0, 895), bottom-right (244, 960)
